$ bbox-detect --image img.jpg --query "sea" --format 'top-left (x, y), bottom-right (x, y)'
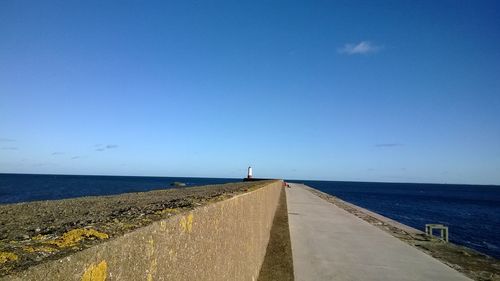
top-left (0, 173), bottom-right (240, 204)
top-left (0, 173), bottom-right (499, 259)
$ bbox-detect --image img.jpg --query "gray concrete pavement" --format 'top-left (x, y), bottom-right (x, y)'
top-left (286, 183), bottom-right (471, 281)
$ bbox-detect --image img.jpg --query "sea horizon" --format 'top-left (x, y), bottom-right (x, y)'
top-left (1, 172), bottom-right (498, 188)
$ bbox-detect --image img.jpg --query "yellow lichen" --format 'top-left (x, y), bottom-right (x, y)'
top-left (160, 221), bottom-right (167, 231)
top-left (22, 246), bottom-right (57, 253)
top-left (179, 213), bottom-right (194, 233)
top-left (81, 260), bottom-right (107, 281)
top-left (146, 237), bottom-right (154, 254)
top-left (0, 251), bottom-right (18, 264)
top-left (147, 258), bottom-right (157, 281)
top-left (146, 235), bottom-right (157, 281)
top-left (32, 234), bottom-right (48, 241)
top-left (48, 229), bottom-right (109, 248)
top-left (154, 208), bottom-right (180, 215)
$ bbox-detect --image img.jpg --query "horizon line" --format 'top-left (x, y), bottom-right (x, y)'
top-left (0, 172), bottom-right (498, 187)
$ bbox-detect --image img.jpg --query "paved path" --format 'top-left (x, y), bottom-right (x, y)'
top-left (286, 183), bottom-right (471, 281)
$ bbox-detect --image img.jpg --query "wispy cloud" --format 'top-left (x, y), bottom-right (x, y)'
top-left (71, 156), bottom-right (80, 160)
top-left (375, 143), bottom-right (403, 148)
top-left (0, 138), bottom-right (15, 142)
top-left (338, 41), bottom-right (382, 55)
top-left (51, 152), bottom-right (65, 156)
top-left (95, 144), bottom-right (119, 152)
top-left (1, 147), bottom-right (18, 150)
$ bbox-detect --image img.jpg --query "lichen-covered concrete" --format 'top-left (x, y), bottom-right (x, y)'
top-left (1, 180), bottom-right (282, 281)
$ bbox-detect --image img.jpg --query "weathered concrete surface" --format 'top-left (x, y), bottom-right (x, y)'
top-left (1, 180), bottom-right (282, 281)
top-left (287, 183), bottom-right (472, 281)
top-left (305, 186), bottom-right (500, 281)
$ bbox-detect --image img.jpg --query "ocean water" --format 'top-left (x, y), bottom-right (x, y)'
top-left (0, 173), bottom-right (240, 204)
top-left (289, 180), bottom-right (500, 259)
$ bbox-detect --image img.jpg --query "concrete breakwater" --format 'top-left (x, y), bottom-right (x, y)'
top-left (288, 183), bottom-right (499, 281)
top-left (0, 180), bottom-right (283, 281)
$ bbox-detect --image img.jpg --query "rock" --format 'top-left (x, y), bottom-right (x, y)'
top-left (170, 182), bottom-right (187, 187)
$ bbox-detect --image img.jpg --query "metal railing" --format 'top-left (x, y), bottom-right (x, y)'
top-left (425, 224), bottom-right (449, 242)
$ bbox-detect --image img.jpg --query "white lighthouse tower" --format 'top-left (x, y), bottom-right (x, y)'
top-left (247, 166), bottom-right (253, 179)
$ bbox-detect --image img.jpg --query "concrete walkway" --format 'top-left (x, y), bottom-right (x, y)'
top-left (286, 183), bottom-right (471, 281)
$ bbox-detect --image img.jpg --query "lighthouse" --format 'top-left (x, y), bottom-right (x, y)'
top-left (243, 166), bottom-right (265, 181)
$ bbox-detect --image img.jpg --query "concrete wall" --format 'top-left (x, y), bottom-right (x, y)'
top-left (3, 181), bottom-right (283, 281)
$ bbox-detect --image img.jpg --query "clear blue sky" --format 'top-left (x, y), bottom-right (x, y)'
top-left (1, 1), bottom-right (499, 184)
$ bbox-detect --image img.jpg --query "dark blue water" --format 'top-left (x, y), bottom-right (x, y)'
top-left (288, 180), bottom-right (500, 259)
top-left (0, 173), bottom-right (240, 204)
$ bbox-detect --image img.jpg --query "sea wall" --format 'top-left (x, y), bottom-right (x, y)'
top-left (2, 180), bottom-right (283, 281)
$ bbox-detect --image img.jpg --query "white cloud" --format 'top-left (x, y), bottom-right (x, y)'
top-left (338, 41), bottom-right (382, 55)
top-left (95, 144), bottom-right (119, 151)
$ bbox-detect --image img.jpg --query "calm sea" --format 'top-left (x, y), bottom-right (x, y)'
top-left (289, 180), bottom-right (500, 259)
top-left (1, 174), bottom-right (499, 259)
top-left (0, 173), bottom-right (240, 204)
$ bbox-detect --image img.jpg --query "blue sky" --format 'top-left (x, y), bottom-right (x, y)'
top-left (1, 1), bottom-right (499, 184)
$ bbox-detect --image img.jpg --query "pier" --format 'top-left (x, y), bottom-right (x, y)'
top-left (286, 183), bottom-right (471, 281)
